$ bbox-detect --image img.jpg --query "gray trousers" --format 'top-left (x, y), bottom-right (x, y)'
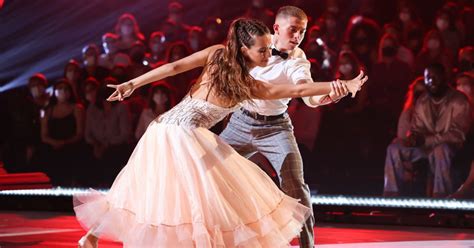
top-left (220, 109), bottom-right (315, 248)
top-left (384, 141), bottom-right (456, 196)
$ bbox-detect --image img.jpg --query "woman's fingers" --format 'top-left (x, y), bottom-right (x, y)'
top-left (341, 81), bottom-right (349, 95)
top-left (361, 75), bottom-right (368, 85)
top-left (336, 81), bottom-right (344, 96)
top-left (117, 87), bottom-right (123, 100)
top-left (107, 82), bottom-right (135, 101)
top-left (107, 94), bottom-right (120, 101)
top-left (107, 91), bottom-right (118, 101)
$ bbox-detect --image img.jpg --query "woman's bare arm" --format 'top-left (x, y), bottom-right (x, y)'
top-left (107, 44), bottom-right (224, 101)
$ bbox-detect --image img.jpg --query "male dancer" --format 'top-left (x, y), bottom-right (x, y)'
top-left (220, 6), bottom-right (351, 247)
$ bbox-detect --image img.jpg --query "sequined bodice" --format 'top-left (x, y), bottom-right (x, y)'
top-left (156, 95), bottom-right (238, 129)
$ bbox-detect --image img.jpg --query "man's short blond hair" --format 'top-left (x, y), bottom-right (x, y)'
top-left (276, 6), bottom-right (308, 21)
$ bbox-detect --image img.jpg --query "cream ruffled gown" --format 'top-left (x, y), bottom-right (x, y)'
top-left (73, 95), bottom-right (311, 247)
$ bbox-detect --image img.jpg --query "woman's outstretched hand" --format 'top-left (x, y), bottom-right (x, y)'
top-left (107, 82), bottom-right (135, 101)
top-left (341, 71), bottom-right (368, 98)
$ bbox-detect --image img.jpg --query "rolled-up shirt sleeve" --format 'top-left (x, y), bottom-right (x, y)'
top-left (286, 57), bottom-right (320, 108)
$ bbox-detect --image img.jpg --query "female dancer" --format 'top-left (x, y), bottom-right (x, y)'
top-left (76, 18), bottom-right (366, 248)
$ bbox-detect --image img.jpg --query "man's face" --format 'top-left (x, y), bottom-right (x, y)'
top-left (274, 16), bottom-right (307, 52)
top-left (424, 68), bottom-right (447, 97)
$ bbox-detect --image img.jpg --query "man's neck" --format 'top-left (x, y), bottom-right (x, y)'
top-left (430, 87), bottom-right (449, 102)
top-left (273, 35), bottom-right (293, 53)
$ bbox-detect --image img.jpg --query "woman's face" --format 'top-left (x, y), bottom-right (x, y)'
top-left (84, 84), bottom-right (98, 103)
top-left (29, 79), bottom-right (46, 98)
top-left (354, 29), bottom-right (370, 54)
top-left (338, 55), bottom-right (355, 76)
top-left (153, 89), bottom-right (169, 105)
top-left (426, 34), bottom-right (441, 51)
top-left (65, 65), bottom-right (80, 82)
top-left (55, 83), bottom-right (71, 103)
top-left (120, 19), bottom-right (134, 36)
top-left (436, 14), bottom-right (450, 31)
top-left (242, 34), bottom-right (271, 68)
top-left (399, 8), bottom-right (411, 23)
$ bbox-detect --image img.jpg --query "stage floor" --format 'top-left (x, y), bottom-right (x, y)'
top-left (0, 211), bottom-right (473, 247)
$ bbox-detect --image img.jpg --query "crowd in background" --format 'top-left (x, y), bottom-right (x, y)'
top-left (0, 0), bottom-right (473, 198)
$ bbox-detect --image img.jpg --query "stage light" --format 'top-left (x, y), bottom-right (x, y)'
top-left (311, 195), bottom-right (474, 211)
top-left (1, 188), bottom-right (473, 211)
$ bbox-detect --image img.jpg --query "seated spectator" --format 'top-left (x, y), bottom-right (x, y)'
top-left (303, 25), bottom-right (324, 61)
top-left (110, 64), bottom-right (129, 83)
top-left (114, 13), bottom-right (145, 52)
top-left (28, 73), bottom-right (50, 109)
top-left (164, 41), bottom-right (195, 100)
top-left (314, 11), bottom-right (343, 52)
top-left (369, 32), bottom-right (414, 163)
top-left (305, 25), bottom-right (338, 78)
top-left (459, 4), bottom-right (474, 46)
top-left (319, 51), bottom-right (371, 175)
top-left (128, 41), bottom-right (151, 79)
top-left (391, 0), bottom-right (424, 49)
top-left (395, 76), bottom-right (426, 141)
top-left (451, 72), bottom-right (474, 198)
top-left (64, 59), bottom-right (84, 102)
top-left (405, 26), bottom-right (425, 56)
top-left (186, 26), bottom-right (205, 53)
top-left (335, 51), bottom-right (368, 113)
top-left (135, 82), bottom-right (176, 140)
top-left (84, 77), bottom-right (132, 186)
top-left (383, 63), bottom-right (471, 197)
top-left (415, 29), bottom-right (454, 79)
top-left (434, 8), bottom-right (464, 59)
top-left (39, 79), bottom-right (85, 186)
top-left (145, 31), bottom-right (167, 68)
top-left (242, 0), bottom-right (274, 29)
top-left (161, 1), bottom-right (190, 42)
top-left (455, 46), bottom-right (474, 75)
top-left (81, 44), bottom-right (110, 81)
top-left (83, 77), bottom-right (100, 107)
top-left (2, 74), bottom-right (51, 173)
top-left (344, 15), bottom-right (380, 73)
top-left (383, 23), bottom-right (415, 68)
top-left (202, 17), bottom-right (225, 47)
top-left (99, 33), bottom-right (131, 70)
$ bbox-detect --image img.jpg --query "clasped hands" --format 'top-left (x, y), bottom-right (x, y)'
top-left (329, 70), bottom-right (368, 102)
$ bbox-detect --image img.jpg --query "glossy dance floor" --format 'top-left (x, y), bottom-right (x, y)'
top-left (0, 211), bottom-right (473, 247)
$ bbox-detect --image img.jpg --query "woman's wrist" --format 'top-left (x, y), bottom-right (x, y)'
top-left (127, 81), bottom-right (135, 91)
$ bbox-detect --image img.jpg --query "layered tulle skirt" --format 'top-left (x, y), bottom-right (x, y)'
top-left (73, 121), bottom-right (311, 247)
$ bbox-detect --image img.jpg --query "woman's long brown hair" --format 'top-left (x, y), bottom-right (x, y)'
top-left (206, 18), bottom-right (269, 106)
